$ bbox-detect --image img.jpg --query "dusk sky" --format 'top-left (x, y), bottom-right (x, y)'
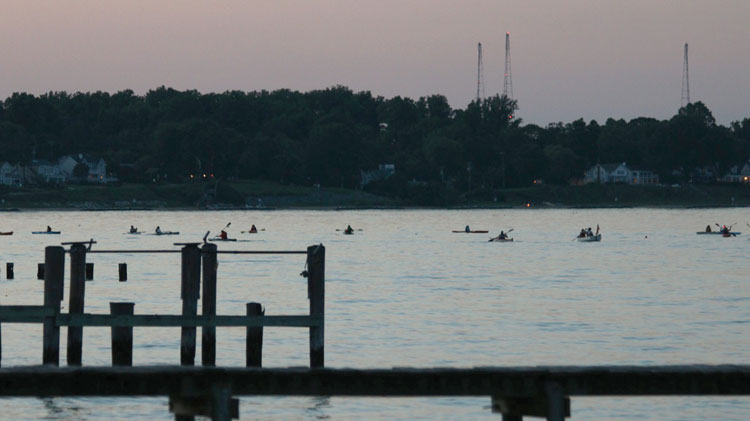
top-left (1, 1), bottom-right (748, 125)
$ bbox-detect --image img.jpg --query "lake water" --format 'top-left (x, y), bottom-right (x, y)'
top-left (0, 208), bottom-right (748, 420)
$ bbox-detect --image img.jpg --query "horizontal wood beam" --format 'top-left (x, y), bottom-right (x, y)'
top-left (57, 314), bottom-right (320, 328)
top-left (0, 306), bottom-right (55, 322)
top-left (0, 365), bottom-right (746, 397)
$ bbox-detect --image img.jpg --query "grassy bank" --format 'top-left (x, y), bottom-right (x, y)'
top-left (0, 181), bottom-right (749, 210)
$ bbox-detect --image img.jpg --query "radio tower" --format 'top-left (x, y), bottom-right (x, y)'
top-left (476, 42), bottom-right (485, 101)
top-left (681, 43), bottom-right (690, 107)
top-left (503, 32), bottom-right (513, 99)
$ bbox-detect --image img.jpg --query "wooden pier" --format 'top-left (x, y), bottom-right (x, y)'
top-left (1, 242), bottom-right (749, 420)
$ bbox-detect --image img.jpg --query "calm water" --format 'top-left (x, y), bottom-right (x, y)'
top-left (0, 208), bottom-right (748, 420)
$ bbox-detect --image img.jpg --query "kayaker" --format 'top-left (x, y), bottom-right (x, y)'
top-left (498, 231), bottom-right (507, 240)
top-left (586, 227), bottom-right (593, 237)
top-left (721, 225), bottom-right (729, 235)
top-left (220, 230), bottom-right (228, 240)
top-left (705, 225), bottom-right (712, 233)
top-left (250, 224), bottom-right (258, 233)
top-left (129, 225), bottom-right (137, 233)
top-left (465, 225), bottom-right (471, 232)
top-left (155, 226), bottom-right (162, 234)
top-left (345, 225), bottom-right (354, 234)
top-left (578, 229), bottom-right (586, 238)
top-left (47, 226), bottom-right (52, 232)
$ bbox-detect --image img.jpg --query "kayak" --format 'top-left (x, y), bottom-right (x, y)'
top-left (452, 230), bottom-right (489, 233)
top-left (210, 237), bottom-right (237, 242)
top-left (696, 231), bottom-right (740, 235)
top-left (125, 232), bottom-right (143, 235)
top-left (32, 231), bottom-right (61, 234)
top-left (343, 231), bottom-right (354, 235)
top-left (150, 231), bottom-right (180, 236)
top-left (0, 231), bottom-right (12, 236)
top-left (489, 237), bottom-right (513, 242)
top-left (576, 234), bottom-right (601, 242)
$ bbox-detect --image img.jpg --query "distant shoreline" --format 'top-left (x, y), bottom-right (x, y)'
top-left (1, 181), bottom-right (749, 211)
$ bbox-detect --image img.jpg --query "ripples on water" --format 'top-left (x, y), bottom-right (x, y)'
top-left (0, 209), bottom-right (748, 419)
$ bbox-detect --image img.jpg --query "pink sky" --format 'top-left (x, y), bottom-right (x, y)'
top-left (1, 0), bottom-right (748, 125)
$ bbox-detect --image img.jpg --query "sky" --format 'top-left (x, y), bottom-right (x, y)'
top-left (1, 0), bottom-right (748, 126)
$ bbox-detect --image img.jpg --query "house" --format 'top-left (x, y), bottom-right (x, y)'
top-left (360, 164), bottom-right (396, 187)
top-left (583, 162), bottom-right (659, 185)
top-left (31, 160), bottom-right (66, 184)
top-left (721, 160), bottom-right (750, 183)
top-left (58, 154), bottom-right (108, 183)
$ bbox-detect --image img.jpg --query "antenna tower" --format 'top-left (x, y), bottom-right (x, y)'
top-left (503, 32), bottom-right (513, 99)
top-left (681, 43), bottom-right (690, 106)
top-left (476, 42), bottom-right (485, 101)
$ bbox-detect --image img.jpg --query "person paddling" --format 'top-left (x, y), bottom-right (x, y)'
top-left (465, 225), bottom-right (471, 233)
top-left (498, 230), bottom-right (507, 240)
top-left (129, 225), bottom-right (138, 234)
top-left (344, 225), bottom-right (354, 234)
top-left (155, 226), bottom-right (162, 235)
top-left (705, 225), bottom-right (712, 233)
top-left (219, 230), bottom-right (228, 240)
top-left (47, 226), bottom-right (52, 233)
top-left (578, 228), bottom-right (586, 238)
top-left (249, 224), bottom-right (258, 233)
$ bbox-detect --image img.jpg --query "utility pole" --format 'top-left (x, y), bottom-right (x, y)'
top-left (681, 43), bottom-right (690, 107)
top-left (503, 32), bottom-right (513, 100)
top-left (476, 43), bottom-right (485, 101)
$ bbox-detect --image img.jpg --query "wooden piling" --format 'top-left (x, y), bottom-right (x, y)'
top-left (42, 246), bottom-right (64, 365)
top-left (201, 243), bottom-right (218, 366)
top-left (307, 244), bottom-right (325, 368)
top-left (118, 263), bottom-right (127, 282)
top-left (6, 263), bottom-right (12, 279)
top-left (86, 263), bottom-right (94, 281)
top-left (246, 303), bottom-right (264, 367)
top-left (180, 244), bottom-right (201, 366)
top-left (37, 263), bottom-right (44, 280)
top-left (67, 243), bottom-right (87, 366)
top-left (110, 302), bottom-right (134, 366)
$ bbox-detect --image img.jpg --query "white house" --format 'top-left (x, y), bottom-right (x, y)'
top-left (583, 162), bottom-right (659, 185)
top-left (0, 162), bottom-right (23, 186)
top-left (58, 154), bottom-right (108, 183)
top-left (31, 160), bottom-right (66, 184)
top-left (721, 160), bottom-right (750, 183)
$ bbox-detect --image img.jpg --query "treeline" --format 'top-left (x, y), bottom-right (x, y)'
top-left (1, 86), bottom-right (749, 199)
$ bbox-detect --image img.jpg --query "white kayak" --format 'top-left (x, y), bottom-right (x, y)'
top-left (576, 234), bottom-right (601, 242)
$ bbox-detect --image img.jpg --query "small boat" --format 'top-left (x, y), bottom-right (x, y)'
top-left (452, 230), bottom-right (489, 234)
top-left (489, 237), bottom-right (513, 242)
top-left (150, 231), bottom-right (180, 236)
top-left (32, 231), bottom-right (61, 234)
top-left (696, 231), bottom-right (740, 235)
top-left (576, 234), bottom-right (601, 242)
top-left (210, 237), bottom-right (237, 242)
top-left (0, 231), bottom-right (12, 236)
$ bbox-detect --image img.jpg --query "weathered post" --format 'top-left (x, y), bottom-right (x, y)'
top-left (201, 243), bottom-right (217, 366)
top-left (86, 263), bottom-right (94, 281)
top-left (307, 244), bottom-right (325, 368)
top-left (246, 302), bottom-right (264, 367)
top-left (42, 246), bottom-right (64, 365)
top-left (545, 382), bottom-right (566, 421)
top-left (6, 262), bottom-right (13, 279)
top-left (180, 244), bottom-right (201, 366)
top-left (110, 302), bottom-right (134, 366)
top-left (118, 263), bottom-right (127, 282)
top-left (37, 263), bottom-right (44, 280)
top-left (67, 243), bottom-right (87, 366)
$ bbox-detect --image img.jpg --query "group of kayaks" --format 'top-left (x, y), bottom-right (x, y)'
top-left (123, 223), bottom-right (262, 242)
top-left (696, 223), bottom-right (746, 237)
top-left (0, 227), bottom-right (61, 235)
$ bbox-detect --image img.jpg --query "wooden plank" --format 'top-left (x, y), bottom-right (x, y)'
top-left (246, 303), bottom-right (263, 367)
top-left (307, 244), bottom-right (324, 368)
top-left (110, 303), bottom-right (134, 366)
top-left (55, 314), bottom-right (320, 327)
top-left (201, 243), bottom-right (217, 366)
top-left (0, 365), bottom-right (746, 397)
top-left (42, 246), bottom-right (64, 366)
top-left (0, 306), bottom-right (55, 321)
top-left (67, 243), bottom-right (87, 366)
top-left (180, 245), bottom-right (201, 366)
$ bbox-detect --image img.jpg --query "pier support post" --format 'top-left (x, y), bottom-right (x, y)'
top-left (110, 302), bottom-right (134, 366)
top-left (118, 263), bottom-right (127, 282)
top-left (37, 263), bottom-right (44, 280)
top-left (246, 303), bottom-right (264, 367)
top-left (86, 263), bottom-right (94, 281)
top-left (201, 243), bottom-right (217, 366)
top-left (307, 244), bottom-right (325, 368)
top-left (6, 262), bottom-right (13, 279)
top-left (180, 244), bottom-right (201, 366)
top-left (42, 246), bottom-right (64, 365)
top-left (67, 243), bottom-right (87, 366)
